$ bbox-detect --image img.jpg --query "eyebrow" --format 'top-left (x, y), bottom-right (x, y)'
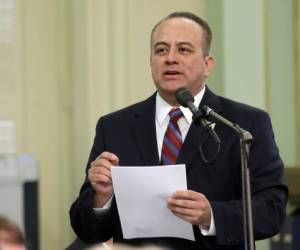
top-left (177, 42), bottom-right (194, 48)
top-left (153, 41), bottom-right (194, 48)
top-left (153, 42), bottom-right (168, 49)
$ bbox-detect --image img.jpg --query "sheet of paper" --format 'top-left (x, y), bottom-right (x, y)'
top-left (111, 164), bottom-right (195, 241)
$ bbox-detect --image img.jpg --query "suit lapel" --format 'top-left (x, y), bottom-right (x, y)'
top-left (176, 122), bottom-right (205, 167)
top-left (177, 87), bottom-right (223, 168)
top-left (129, 88), bottom-right (223, 168)
top-left (130, 93), bottom-right (160, 166)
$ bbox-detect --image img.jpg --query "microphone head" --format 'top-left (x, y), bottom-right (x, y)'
top-left (175, 87), bottom-right (194, 107)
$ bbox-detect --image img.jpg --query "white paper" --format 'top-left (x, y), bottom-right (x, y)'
top-left (111, 164), bottom-right (195, 241)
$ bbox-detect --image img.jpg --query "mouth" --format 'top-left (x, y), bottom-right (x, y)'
top-left (163, 70), bottom-right (182, 76)
top-left (163, 70), bottom-right (184, 81)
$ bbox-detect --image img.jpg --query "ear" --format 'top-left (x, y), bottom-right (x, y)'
top-left (204, 56), bottom-right (215, 77)
top-left (150, 53), bottom-right (154, 67)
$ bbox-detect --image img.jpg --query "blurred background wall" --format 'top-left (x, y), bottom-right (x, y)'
top-left (0, 0), bottom-right (298, 249)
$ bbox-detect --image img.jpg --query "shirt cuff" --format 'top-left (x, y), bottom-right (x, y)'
top-left (93, 195), bottom-right (113, 216)
top-left (199, 208), bottom-right (216, 236)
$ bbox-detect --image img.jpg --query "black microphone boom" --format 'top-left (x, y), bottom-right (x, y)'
top-left (200, 106), bottom-right (254, 250)
top-left (175, 87), bottom-right (220, 144)
top-left (175, 87), bottom-right (202, 122)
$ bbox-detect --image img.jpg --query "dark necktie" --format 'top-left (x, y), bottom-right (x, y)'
top-left (161, 108), bottom-right (183, 165)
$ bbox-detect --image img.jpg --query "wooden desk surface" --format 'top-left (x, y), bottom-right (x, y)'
top-left (284, 167), bottom-right (300, 206)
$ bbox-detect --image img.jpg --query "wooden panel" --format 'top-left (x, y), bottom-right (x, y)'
top-left (284, 167), bottom-right (300, 206)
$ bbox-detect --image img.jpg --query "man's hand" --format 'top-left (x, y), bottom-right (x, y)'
top-left (167, 190), bottom-right (212, 229)
top-left (88, 151), bottom-right (119, 208)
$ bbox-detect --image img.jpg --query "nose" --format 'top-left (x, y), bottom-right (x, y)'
top-left (165, 47), bottom-right (178, 64)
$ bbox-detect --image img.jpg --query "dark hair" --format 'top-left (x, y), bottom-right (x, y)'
top-left (151, 11), bottom-right (212, 56)
top-left (0, 216), bottom-right (25, 244)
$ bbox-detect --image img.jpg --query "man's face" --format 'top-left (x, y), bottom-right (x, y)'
top-left (150, 17), bottom-right (214, 105)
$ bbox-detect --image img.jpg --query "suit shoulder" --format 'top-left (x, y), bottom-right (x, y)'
top-left (218, 95), bottom-right (268, 117)
top-left (213, 95), bottom-right (272, 131)
top-left (97, 94), bottom-right (155, 124)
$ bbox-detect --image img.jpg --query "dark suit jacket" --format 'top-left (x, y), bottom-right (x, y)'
top-left (70, 88), bottom-right (288, 250)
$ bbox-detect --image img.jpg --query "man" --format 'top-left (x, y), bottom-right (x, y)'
top-left (70, 11), bottom-right (288, 250)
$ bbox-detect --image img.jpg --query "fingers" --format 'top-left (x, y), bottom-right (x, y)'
top-left (92, 152), bottom-right (119, 170)
top-left (168, 191), bottom-right (207, 209)
top-left (170, 190), bottom-right (206, 201)
top-left (88, 152), bottom-right (120, 207)
top-left (167, 190), bottom-right (211, 226)
top-left (89, 151), bottom-right (119, 172)
top-left (88, 151), bottom-right (119, 189)
top-left (97, 151), bottom-right (119, 165)
top-left (168, 198), bottom-right (197, 210)
top-left (167, 201), bottom-right (206, 219)
top-left (89, 170), bottom-right (111, 184)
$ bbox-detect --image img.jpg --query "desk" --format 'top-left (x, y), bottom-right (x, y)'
top-left (284, 167), bottom-right (300, 206)
top-left (284, 167), bottom-right (300, 250)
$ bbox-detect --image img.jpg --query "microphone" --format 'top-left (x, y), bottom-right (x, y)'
top-left (175, 87), bottom-right (220, 143)
top-left (175, 87), bottom-right (202, 121)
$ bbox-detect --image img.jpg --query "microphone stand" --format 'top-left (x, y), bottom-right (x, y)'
top-left (202, 105), bottom-right (254, 250)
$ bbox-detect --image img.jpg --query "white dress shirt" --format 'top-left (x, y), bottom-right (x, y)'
top-left (155, 87), bottom-right (203, 159)
top-left (94, 86), bottom-right (216, 236)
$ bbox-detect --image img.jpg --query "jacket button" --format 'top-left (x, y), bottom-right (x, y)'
top-left (226, 236), bottom-right (233, 242)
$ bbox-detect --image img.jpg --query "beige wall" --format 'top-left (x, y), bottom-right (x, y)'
top-left (297, 0), bottom-right (300, 164)
top-left (21, 0), bottom-right (73, 249)
top-left (0, 0), bottom-right (24, 152)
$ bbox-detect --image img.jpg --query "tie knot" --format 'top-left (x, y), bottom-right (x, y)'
top-left (169, 108), bottom-right (182, 123)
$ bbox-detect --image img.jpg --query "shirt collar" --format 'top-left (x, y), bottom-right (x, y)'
top-left (156, 86), bottom-right (206, 126)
